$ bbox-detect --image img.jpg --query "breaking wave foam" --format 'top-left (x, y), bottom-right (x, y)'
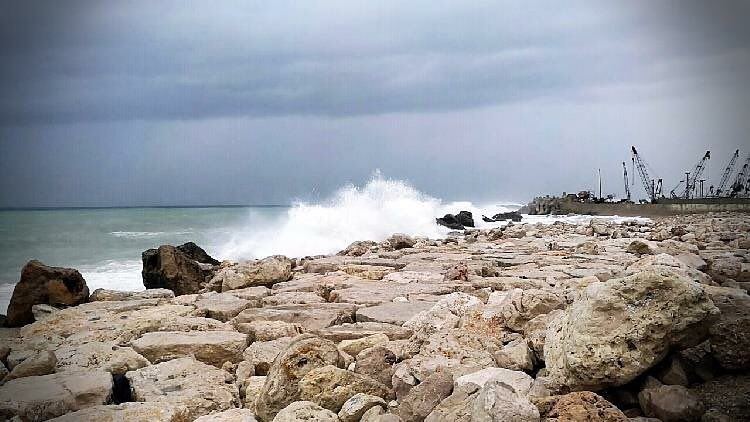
top-left (219, 172), bottom-right (519, 260)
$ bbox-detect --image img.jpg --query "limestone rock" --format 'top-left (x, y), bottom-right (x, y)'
top-left (493, 338), bottom-right (536, 372)
top-left (272, 401), bottom-right (339, 422)
top-left (6, 260), bottom-right (89, 327)
top-left (254, 335), bottom-right (344, 421)
top-left (54, 343), bottom-right (147, 375)
top-left (5, 350), bottom-right (56, 381)
top-left (142, 245), bottom-right (209, 295)
top-left (354, 345), bottom-right (399, 387)
top-left (404, 293), bottom-right (482, 337)
top-left (638, 385), bottom-right (705, 422)
top-left (89, 288), bottom-right (174, 302)
top-left (387, 234), bottom-right (416, 250)
top-left (214, 256), bottom-right (293, 292)
top-left (397, 369), bottom-right (453, 422)
top-left (194, 408), bottom-right (258, 421)
top-left (299, 365), bottom-right (391, 412)
top-left (48, 403), bottom-right (190, 422)
top-left (0, 371), bottom-right (112, 421)
top-left (195, 292), bottom-right (253, 322)
top-left (243, 376), bottom-right (267, 409)
top-left (233, 303), bottom-right (357, 331)
top-left (338, 393), bottom-right (387, 422)
top-left (237, 320), bottom-right (304, 342)
top-left (356, 302), bottom-right (434, 326)
top-left (691, 374), bottom-right (750, 421)
top-left (471, 380), bottom-right (540, 421)
top-left (263, 291), bottom-right (326, 306)
top-left (454, 367), bottom-right (534, 396)
top-left (243, 337), bottom-right (295, 376)
top-left (544, 269), bottom-right (719, 391)
top-left (627, 240), bottom-right (656, 255)
top-left (424, 383), bottom-right (479, 422)
top-left (705, 285), bottom-right (750, 370)
top-left (131, 330), bottom-right (247, 367)
top-left (484, 288), bottom-right (564, 332)
top-left (126, 357), bottom-right (239, 420)
top-left (535, 391), bottom-right (627, 422)
top-left (338, 241), bottom-right (377, 257)
top-left (339, 333), bottom-right (389, 357)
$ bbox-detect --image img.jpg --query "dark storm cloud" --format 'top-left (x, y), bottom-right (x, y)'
top-left (1, 0), bottom-right (746, 125)
top-left (1, 1), bottom-right (749, 207)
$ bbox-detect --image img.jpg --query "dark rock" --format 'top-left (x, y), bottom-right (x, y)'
top-left (141, 245), bottom-right (209, 295)
top-left (484, 211), bottom-right (522, 222)
top-left (455, 211), bottom-right (474, 228)
top-left (6, 260), bottom-right (89, 327)
top-left (436, 212), bottom-right (470, 230)
top-left (176, 242), bottom-right (220, 266)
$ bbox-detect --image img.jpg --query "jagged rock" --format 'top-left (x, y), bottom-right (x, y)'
top-left (655, 356), bottom-right (689, 386)
top-left (89, 288), bottom-right (174, 302)
top-left (493, 338), bottom-right (535, 371)
top-left (195, 292), bottom-right (253, 321)
top-left (213, 256), bottom-right (293, 292)
top-left (387, 234), bottom-right (417, 250)
top-left (535, 391), bottom-right (627, 421)
top-left (48, 403), bottom-right (190, 422)
top-left (338, 393), bottom-right (387, 422)
top-left (254, 335), bottom-right (344, 421)
top-left (544, 269), bottom-right (719, 391)
top-left (436, 213), bottom-right (466, 230)
top-left (691, 374), bottom-right (750, 421)
top-left (627, 240), bottom-right (656, 255)
top-left (444, 263), bottom-right (469, 281)
top-left (6, 260), bottom-right (89, 326)
top-left (455, 211), bottom-right (475, 228)
top-left (0, 371), bottom-right (112, 421)
top-left (126, 357), bottom-right (239, 420)
top-left (638, 385), bottom-right (705, 422)
top-left (484, 288), bottom-right (564, 332)
top-left (454, 368), bottom-right (534, 396)
top-left (298, 365), bottom-right (391, 412)
top-left (176, 241), bottom-right (220, 265)
top-left (142, 245), bottom-right (208, 295)
top-left (354, 345), bottom-right (399, 387)
top-left (338, 241), bottom-right (378, 257)
top-left (237, 320), bottom-right (304, 342)
top-left (704, 285), bottom-right (750, 370)
top-left (5, 350), bottom-right (56, 381)
top-left (272, 401), bottom-right (339, 422)
top-left (471, 380), bottom-right (540, 421)
top-left (397, 369), bottom-right (453, 422)
top-left (339, 333), bottom-right (389, 357)
top-left (404, 293), bottom-right (482, 338)
top-left (242, 337), bottom-right (295, 376)
top-left (131, 330), bottom-right (246, 367)
top-left (194, 408), bottom-right (258, 421)
top-left (424, 383), bottom-right (479, 422)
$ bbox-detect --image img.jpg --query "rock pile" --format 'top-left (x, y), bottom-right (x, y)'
top-left (1, 212), bottom-right (749, 421)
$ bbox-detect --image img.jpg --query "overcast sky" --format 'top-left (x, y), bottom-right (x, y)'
top-left (1, 0), bottom-right (749, 207)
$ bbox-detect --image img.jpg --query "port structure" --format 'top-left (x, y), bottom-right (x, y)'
top-left (715, 149), bottom-right (740, 197)
top-left (670, 151), bottom-right (710, 199)
top-left (631, 146), bottom-right (662, 203)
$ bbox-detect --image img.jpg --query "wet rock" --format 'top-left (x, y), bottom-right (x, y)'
top-left (272, 401), bottom-right (339, 422)
top-left (254, 335), bottom-right (344, 421)
top-left (397, 369), bottom-right (453, 422)
top-left (338, 393), bottom-right (387, 422)
top-left (0, 371), bottom-right (112, 421)
top-left (638, 385), bottom-right (705, 422)
top-left (436, 213), bottom-right (466, 230)
top-left (176, 241), bottom-right (220, 265)
top-left (6, 260), bottom-right (89, 327)
top-left (5, 350), bottom-right (56, 381)
top-left (142, 245), bottom-right (208, 295)
top-left (126, 357), bottom-right (239, 420)
top-left (299, 365), bottom-right (391, 412)
top-left (214, 256), bottom-right (293, 292)
top-left (48, 403), bottom-right (190, 422)
top-left (131, 330), bottom-right (247, 367)
top-left (544, 269), bottom-right (719, 391)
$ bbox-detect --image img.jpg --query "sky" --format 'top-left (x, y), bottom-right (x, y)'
top-left (1, 0), bottom-right (749, 207)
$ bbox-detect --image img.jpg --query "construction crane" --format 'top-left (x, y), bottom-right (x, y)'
top-left (631, 146), bottom-right (662, 203)
top-left (715, 149), bottom-right (740, 197)
top-left (622, 161), bottom-right (631, 202)
top-left (728, 154), bottom-right (750, 197)
top-left (669, 151), bottom-right (710, 199)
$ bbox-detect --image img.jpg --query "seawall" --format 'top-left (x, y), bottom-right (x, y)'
top-left (528, 197), bottom-right (750, 217)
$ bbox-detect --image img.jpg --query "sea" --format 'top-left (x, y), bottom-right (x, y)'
top-left (0, 176), bottom-right (646, 314)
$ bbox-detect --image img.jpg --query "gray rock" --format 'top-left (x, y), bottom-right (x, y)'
top-left (338, 393), bottom-right (387, 422)
top-left (131, 330), bottom-right (247, 367)
top-left (298, 365), bottom-right (391, 412)
top-left (639, 385), bottom-right (704, 422)
top-left (272, 401), bottom-right (339, 422)
top-left (397, 369), bottom-right (453, 422)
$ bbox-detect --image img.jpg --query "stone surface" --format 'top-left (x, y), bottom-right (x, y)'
top-left (5, 350), bottom-right (57, 381)
top-left (339, 333), bottom-right (389, 357)
top-left (0, 371), bottom-right (112, 421)
top-left (48, 403), bottom-right (190, 422)
top-left (6, 260), bottom-right (89, 327)
top-left (194, 408), bottom-right (258, 421)
top-left (299, 365), bottom-right (391, 412)
top-left (195, 292), bottom-right (253, 322)
top-left (354, 345), bottom-right (399, 387)
top-left (356, 301), bottom-right (435, 326)
top-left (214, 256), bottom-right (293, 292)
top-left (387, 234), bottom-right (417, 250)
top-left (233, 303), bottom-right (357, 331)
top-left (544, 269), bottom-right (719, 391)
top-left (142, 245), bottom-right (209, 295)
top-left (126, 357), bottom-right (239, 420)
top-left (397, 369), bottom-right (453, 422)
top-left (338, 393), bottom-right (387, 422)
top-left (705, 285), bottom-right (750, 370)
top-left (243, 337), bottom-right (295, 376)
top-left (535, 391), bottom-right (627, 422)
top-left (237, 320), bottom-right (304, 342)
top-left (471, 380), bottom-right (540, 421)
top-left (131, 330), bottom-right (247, 367)
top-left (254, 335), bottom-right (344, 421)
top-left (639, 385), bottom-right (705, 422)
top-left (89, 288), bottom-right (174, 302)
top-left (272, 401), bottom-right (339, 422)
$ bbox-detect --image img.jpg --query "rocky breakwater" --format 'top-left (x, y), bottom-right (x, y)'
top-left (1, 213), bottom-right (750, 421)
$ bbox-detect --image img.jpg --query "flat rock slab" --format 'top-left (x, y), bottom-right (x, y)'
top-left (48, 403), bottom-right (190, 422)
top-left (232, 303), bottom-right (357, 331)
top-left (126, 357), bottom-right (239, 420)
top-left (54, 341), bottom-right (149, 375)
top-left (356, 301), bottom-right (435, 326)
top-left (0, 371), bottom-right (113, 421)
top-left (195, 293), bottom-right (253, 321)
top-left (314, 322), bottom-right (413, 342)
top-left (329, 283), bottom-right (456, 306)
top-left (131, 330), bottom-right (247, 367)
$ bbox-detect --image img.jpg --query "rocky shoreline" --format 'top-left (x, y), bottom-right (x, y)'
top-left (0, 212), bottom-right (749, 421)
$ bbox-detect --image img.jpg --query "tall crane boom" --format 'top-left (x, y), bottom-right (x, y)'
top-left (729, 154), bottom-right (750, 197)
top-left (631, 146), bottom-right (660, 203)
top-left (622, 161), bottom-right (630, 201)
top-left (716, 149), bottom-right (740, 197)
top-left (686, 151), bottom-right (711, 199)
